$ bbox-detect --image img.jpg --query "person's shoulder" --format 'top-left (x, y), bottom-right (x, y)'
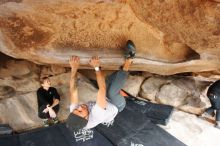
top-left (49, 87), bottom-right (57, 91)
top-left (210, 80), bottom-right (220, 88)
top-left (93, 103), bottom-right (106, 112)
top-left (214, 80), bottom-right (220, 85)
top-left (37, 87), bottom-right (43, 92)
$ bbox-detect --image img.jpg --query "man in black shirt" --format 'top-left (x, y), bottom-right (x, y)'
top-left (201, 80), bottom-right (220, 129)
top-left (37, 77), bottom-right (60, 126)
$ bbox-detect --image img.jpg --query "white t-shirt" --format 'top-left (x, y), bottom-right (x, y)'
top-left (69, 101), bottom-right (118, 129)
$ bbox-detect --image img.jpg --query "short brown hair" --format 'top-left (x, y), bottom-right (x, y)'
top-left (40, 77), bottom-right (49, 84)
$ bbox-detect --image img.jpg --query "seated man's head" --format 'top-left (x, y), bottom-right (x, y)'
top-left (40, 77), bottom-right (51, 89)
top-left (66, 104), bottom-right (89, 132)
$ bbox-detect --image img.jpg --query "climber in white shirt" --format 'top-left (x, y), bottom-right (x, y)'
top-left (66, 55), bottom-right (133, 131)
top-left (66, 41), bottom-right (136, 131)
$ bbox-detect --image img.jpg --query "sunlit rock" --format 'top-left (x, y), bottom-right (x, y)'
top-left (0, 0), bottom-right (219, 74)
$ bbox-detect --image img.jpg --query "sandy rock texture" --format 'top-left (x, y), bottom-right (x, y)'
top-left (140, 76), bottom-right (212, 115)
top-left (0, 0), bottom-right (220, 75)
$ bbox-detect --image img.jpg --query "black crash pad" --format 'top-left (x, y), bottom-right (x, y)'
top-left (0, 134), bottom-right (19, 146)
top-left (0, 124), bottom-right (13, 135)
top-left (0, 99), bottom-right (183, 146)
top-left (125, 96), bottom-right (174, 125)
top-left (0, 124), bottom-right (113, 146)
top-left (96, 107), bottom-right (186, 146)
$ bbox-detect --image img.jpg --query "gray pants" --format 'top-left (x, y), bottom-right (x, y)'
top-left (105, 70), bottom-right (128, 112)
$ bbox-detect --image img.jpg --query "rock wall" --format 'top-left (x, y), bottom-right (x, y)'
top-left (140, 75), bottom-right (211, 115)
top-left (0, 0), bottom-right (220, 75)
top-left (129, 0), bottom-right (220, 57)
top-left (0, 56), bottom-right (213, 131)
top-left (0, 0), bottom-right (219, 131)
top-left (0, 57), bottom-right (99, 131)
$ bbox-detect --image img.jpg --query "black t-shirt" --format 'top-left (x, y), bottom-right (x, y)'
top-left (207, 80), bottom-right (220, 108)
top-left (37, 87), bottom-right (60, 108)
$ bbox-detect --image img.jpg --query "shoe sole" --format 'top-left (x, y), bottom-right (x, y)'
top-left (125, 41), bottom-right (136, 59)
top-left (53, 121), bottom-right (59, 124)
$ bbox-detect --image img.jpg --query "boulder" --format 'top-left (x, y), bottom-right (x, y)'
top-left (0, 92), bottom-right (42, 131)
top-left (0, 59), bottom-right (39, 79)
top-left (140, 76), bottom-right (211, 115)
top-left (156, 82), bottom-right (189, 107)
top-left (140, 76), bottom-right (168, 101)
top-left (122, 75), bottom-right (145, 97)
top-left (0, 85), bottom-right (16, 100)
top-left (40, 65), bottom-right (67, 79)
top-left (0, 59), bottom-right (40, 92)
top-left (0, 0), bottom-right (220, 75)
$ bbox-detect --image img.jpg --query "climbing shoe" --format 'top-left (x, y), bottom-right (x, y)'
top-left (124, 40), bottom-right (136, 59)
top-left (43, 119), bottom-right (49, 127)
top-left (52, 117), bottom-right (59, 124)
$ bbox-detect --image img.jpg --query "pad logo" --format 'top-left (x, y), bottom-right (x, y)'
top-left (102, 119), bottom-right (114, 127)
top-left (74, 129), bottom-right (94, 142)
top-left (134, 100), bottom-right (146, 106)
top-left (131, 142), bottom-right (144, 146)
